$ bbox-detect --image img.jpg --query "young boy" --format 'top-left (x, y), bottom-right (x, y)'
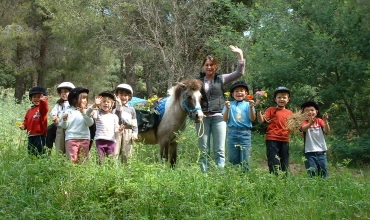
top-left (19, 86), bottom-right (49, 157)
top-left (222, 81), bottom-right (256, 171)
top-left (300, 101), bottom-right (330, 178)
top-left (257, 86), bottom-right (293, 174)
top-left (47, 82), bottom-right (75, 154)
top-left (113, 84), bottom-right (138, 163)
top-left (86, 91), bottom-right (124, 164)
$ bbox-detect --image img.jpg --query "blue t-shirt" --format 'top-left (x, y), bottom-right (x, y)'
top-left (222, 100), bottom-right (253, 128)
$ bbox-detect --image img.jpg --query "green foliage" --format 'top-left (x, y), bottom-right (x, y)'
top-left (330, 134), bottom-right (370, 167)
top-left (0, 64), bottom-right (15, 88)
top-left (247, 0), bottom-right (370, 135)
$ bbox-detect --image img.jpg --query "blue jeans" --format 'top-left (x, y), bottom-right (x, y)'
top-left (227, 127), bottom-right (251, 171)
top-left (28, 135), bottom-right (47, 157)
top-left (266, 140), bottom-right (289, 174)
top-left (196, 116), bottom-right (226, 172)
top-left (305, 151), bottom-right (328, 178)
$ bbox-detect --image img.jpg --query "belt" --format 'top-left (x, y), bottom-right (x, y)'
top-left (228, 127), bottom-right (251, 130)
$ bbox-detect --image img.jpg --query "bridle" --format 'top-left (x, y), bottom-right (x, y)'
top-left (181, 92), bottom-right (202, 119)
top-left (181, 92), bottom-right (205, 137)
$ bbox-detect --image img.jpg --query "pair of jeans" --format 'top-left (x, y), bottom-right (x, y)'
top-left (266, 140), bottom-right (289, 174)
top-left (28, 135), bottom-right (46, 156)
top-left (196, 115), bottom-right (226, 172)
top-left (305, 151), bottom-right (328, 178)
top-left (227, 127), bottom-right (251, 171)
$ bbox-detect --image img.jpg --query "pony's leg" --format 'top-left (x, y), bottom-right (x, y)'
top-left (169, 141), bottom-right (178, 167)
top-left (160, 141), bottom-right (169, 162)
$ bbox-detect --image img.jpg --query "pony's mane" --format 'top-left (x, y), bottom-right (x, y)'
top-left (168, 79), bottom-right (202, 101)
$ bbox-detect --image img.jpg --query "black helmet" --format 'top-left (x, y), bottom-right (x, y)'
top-left (98, 91), bottom-right (116, 101)
top-left (68, 87), bottom-right (89, 106)
top-left (29, 86), bottom-right (47, 99)
top-left (274, 86), bottom-right (290, 98)
top-left (301, 101), bottom-right (320, 115)
top-left (229, 81), bottom-right (249, 94)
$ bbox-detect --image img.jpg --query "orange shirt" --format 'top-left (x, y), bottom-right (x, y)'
top-left (263, 107), bottom-right (293, 142)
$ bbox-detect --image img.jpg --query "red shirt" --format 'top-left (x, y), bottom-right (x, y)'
top-left (263, 107), bottom-right (293, 142)
top-left (23, 100), bottom-right (49, 136)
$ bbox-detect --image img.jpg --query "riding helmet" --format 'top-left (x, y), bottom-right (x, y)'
top-left (57, 82), bottom-right (75, 93)
top-left (115, 84), bottom-right (133, 95)
top-left (99, 91), bottom-right (116, 101)
top-left (229, 81), bottom-right (249, 94)
top-left (273, 86), bottom-right (290, 98)
top-left (68, 87), bottom-right (89, 106)
top-left (29, 86), bottom-right (47, 100)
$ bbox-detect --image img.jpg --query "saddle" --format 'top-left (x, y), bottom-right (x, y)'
top-left (131, 97), bottom-right (167, 132)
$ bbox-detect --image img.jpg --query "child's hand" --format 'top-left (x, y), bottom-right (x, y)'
top-left (77, 107), bottom-right (85, 114)
top-left (132, 136), bottom-right (138, 141)
top-left (307, 115), bottom-right (316, 125)
top-left (225, 101), bottom-right (230, 109)
top-left (40, 95), bottom-right (48, 101)
top-left (248, 99), bottom-right (255, 107)
top-left (322, 113), bottom-right (329, 121)
top-left (95, 96), bottom-right (102, 105)
top-left (52, 116), bottom-right (59, 124)
top-left (63, 113), bottom-right (68, 121)
top-left (119, 124), bottom-right (125, 131)
top-left (19, 124), bottom-right (25, 130)
top-left (115, 95), bottom-right (122, 106)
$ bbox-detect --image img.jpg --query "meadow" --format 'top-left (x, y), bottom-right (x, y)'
top-left (0, 94), bottom-right (369, 219)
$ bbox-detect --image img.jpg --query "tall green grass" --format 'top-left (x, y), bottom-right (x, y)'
top-left (0, 93), bottom-right (369, 219)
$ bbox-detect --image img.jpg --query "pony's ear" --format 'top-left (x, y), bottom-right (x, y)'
top-left (177, 82), bottom-right (187, 89)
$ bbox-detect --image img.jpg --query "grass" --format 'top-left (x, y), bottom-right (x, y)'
top-left (0, 94), bottom-right (370, 219)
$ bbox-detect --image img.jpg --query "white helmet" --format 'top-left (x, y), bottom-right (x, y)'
top-left (115, 84), bottom-right (133, 95)
top-left (57, 82), bottom-right (75, 93)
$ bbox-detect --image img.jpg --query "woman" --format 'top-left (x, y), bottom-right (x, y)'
top-left (196, 45), bottom-right (245, 172)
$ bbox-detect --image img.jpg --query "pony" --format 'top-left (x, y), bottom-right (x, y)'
top-left (138, 79), bottom-right (204, 167)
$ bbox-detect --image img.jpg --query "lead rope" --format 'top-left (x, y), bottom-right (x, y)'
top-left (197, 117), bottom-right (205, 137)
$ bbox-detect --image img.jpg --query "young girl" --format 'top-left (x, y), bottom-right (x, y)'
top-left (86, 91), bottom-right (124, 164)
top-left (61, 87), bottom-right (94, 163)
top-left (113, 84), bottom-right (138, 163)
top-left (48, 82), bottom-right (75, 154)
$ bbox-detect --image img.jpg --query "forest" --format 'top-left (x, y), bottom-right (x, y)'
top-left (1, 0), bottom-right (369, 161)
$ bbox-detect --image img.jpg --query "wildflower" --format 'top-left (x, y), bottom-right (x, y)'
top-left (15, 121), bottom-right (22, 127)
top-left (224, 92), bottom-right (230, 101)
top-left (246, 94), bottom-right (254, 100)
top-left (255, 90), bottom-right (268, 111)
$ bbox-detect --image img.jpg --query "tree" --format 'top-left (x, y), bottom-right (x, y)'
top-left (248, 0), bottom-right (370, 135)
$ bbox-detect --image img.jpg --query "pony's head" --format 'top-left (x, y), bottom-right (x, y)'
top-left (174, 79), bottom-right (204, 122)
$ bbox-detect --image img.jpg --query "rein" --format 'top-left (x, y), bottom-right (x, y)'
top-left (180, 92), bottom-right (204, 137)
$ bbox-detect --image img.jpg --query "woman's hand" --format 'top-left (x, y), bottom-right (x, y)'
top-left (229, 45), bottom-right (243, 60)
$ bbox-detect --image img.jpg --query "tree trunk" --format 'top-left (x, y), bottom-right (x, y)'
top-left (119, 51), bottom-right (125, 83)
top-left (143, 62), bottom-right (153, 97)
top-left (125, 53), bottom-right (135, 92)
top-left (14, 75), bottom-right (26, 103)
top-left (37, 37), bottom-right (47, 86)
top-left (343, 97), bottom-right (361, 134)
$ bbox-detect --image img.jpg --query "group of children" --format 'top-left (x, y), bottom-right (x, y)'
top-left (223, 81), bottom-right (330, 178)
top-left (20, 80), bottom-right (330, 177)
top-left (20, 82), bottom-right (138, 164)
